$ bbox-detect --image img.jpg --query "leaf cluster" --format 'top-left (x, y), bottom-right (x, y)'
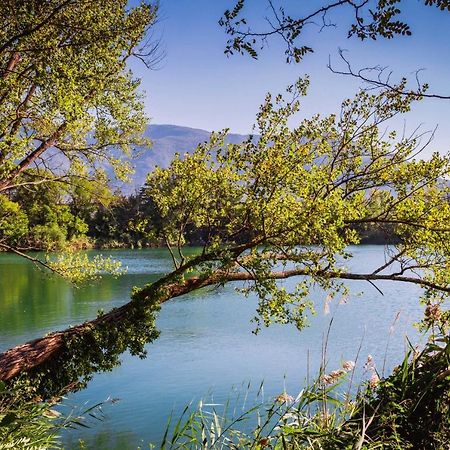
top-left (0, 0), bottom-right (157, 193)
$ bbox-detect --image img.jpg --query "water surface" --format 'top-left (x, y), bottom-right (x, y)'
top-left (0, 247), bottom-right (425, 448)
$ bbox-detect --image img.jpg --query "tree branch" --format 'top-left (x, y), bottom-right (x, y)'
top-left (328, 50), bottom-right (450, 100)
top-left (0, 243), bottom-right (64, 276)
top-left (0, 123), bottom-right (67, 192)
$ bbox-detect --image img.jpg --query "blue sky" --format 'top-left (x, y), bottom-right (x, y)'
top-left (130, 1), bottom-right (450, 154)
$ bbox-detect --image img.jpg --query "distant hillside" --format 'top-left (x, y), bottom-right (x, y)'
top-left (115, 124), bottom-right (249, 193)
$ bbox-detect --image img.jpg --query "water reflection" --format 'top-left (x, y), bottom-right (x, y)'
top-left (0, 250), bottom-right (168, 350)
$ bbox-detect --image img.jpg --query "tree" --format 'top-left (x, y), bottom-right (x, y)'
top-left (8, 173), bottom-right (88, 250)
top-left (0, 0), bottom-right (161, 386)
top-left (86, 190), bottom-right (157, 248)
top-left (0, 0), bottom-right (159, 255)
top-left (2, 80), bottom-right (450, 391)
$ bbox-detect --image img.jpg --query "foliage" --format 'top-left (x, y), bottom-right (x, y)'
top-left (0, 378), bottom-right (71, 450)
top-left (0, 380), bottom-right (115, 450)
top-left (0, 171), bottom-right (154, 252)
top-left (140, 78), bottom-right (450, 332)
top-left (0, 195), bottom-right (28, 247)
top-left (0, 382), bottom-right (60, 450)
top-left (220, 0), bottom-right (450, 63)
top-left (10, 174), bottom-right (89, 251)
top-left (0, 173), bottom-right (407, 253)
top-left (354, 335), bottom-right (450, 449)
top-left (0, 0), bottom-right (158, 265)
top-left (10, 295), bottom-right (161, 399)
top-left (0, 0), bottom-right (156, 190)
top-left (87, 190), bottom-right (159, 248)
top-left (45, 253), bottom-right (124, 284)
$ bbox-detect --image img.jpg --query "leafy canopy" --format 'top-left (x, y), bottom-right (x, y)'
top-left (0, 0), bottom-right (158, 276)
top-left (143, 78), bottom-right (450, 331)
top-left (0, 0), bottom-right (157, 192)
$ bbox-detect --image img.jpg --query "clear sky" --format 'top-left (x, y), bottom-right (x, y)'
top-left (130, 0), bottom-right (450, 155)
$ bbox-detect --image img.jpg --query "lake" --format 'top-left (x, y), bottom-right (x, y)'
top-left (0, 247), bottom-right (425, 448)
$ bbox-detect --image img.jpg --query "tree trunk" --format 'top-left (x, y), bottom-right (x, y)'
top-left (1, 264), bottom-right (437, 383)
top-left (0, 301), bottom-right (131, 381)
top-left (0, 274), bottom-right (216, 382)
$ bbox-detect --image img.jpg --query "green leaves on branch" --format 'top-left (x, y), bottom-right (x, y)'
top-left (0, 0), bottom-right (160, 272)
top-left (143, 77), bottom-right (450, 330)
top-left (46, 253), bottom-right (124, 284)
top-left (0, 195), bottom-right (28, 246)
top-left (0, 0), bottom-right (157, 191)
top-left (221, 1), bottom-right (448, 63)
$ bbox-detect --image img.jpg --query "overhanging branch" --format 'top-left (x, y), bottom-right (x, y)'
top-left (0, 258), bottom-right (447, 384)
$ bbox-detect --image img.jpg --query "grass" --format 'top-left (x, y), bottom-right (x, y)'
top-left (0, 380), bottom-right (111, 450)
top-left (151, 327), bottom-right (450, 449)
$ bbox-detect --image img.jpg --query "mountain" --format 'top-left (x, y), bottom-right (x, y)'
top-left (116, 124), bottom-right (250, 193)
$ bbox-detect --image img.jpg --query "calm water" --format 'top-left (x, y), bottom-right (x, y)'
top-left (0, 247), bottom-right (425, 448)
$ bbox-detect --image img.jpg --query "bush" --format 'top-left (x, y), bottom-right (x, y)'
top-left (0, 381), bottom-right (61, 450)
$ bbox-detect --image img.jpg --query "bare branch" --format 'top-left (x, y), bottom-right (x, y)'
top-left (329, 50), bottom-right (450, 100)
top-left (0, 242), bottom-right (64, 276)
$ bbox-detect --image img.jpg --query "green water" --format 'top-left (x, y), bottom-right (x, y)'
top-left (0, 247), bottom-right (424, 448)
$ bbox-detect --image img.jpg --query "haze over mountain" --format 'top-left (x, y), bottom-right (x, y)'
top-left (117, 124), bottom-right (250, 193)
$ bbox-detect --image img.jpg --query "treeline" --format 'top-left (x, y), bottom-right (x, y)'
top-left (0, 171), bottom-right (396, 252)
top-left (0, 172), bottom-right (155, 251)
